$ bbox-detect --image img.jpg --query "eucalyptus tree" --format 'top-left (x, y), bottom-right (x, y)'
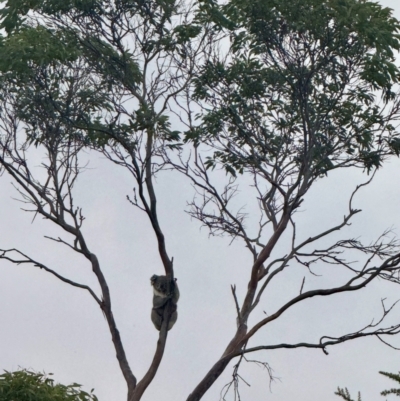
top-left (1, 0), bottom-right (400, 401)
top-left (0, 1), bottom-right (210, 400)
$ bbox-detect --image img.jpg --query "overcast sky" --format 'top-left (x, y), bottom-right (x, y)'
top-left (1, 1), bottom-right (400, 401)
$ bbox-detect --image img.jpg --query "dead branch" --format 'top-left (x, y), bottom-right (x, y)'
top-left (0, 248), bottom-right (101, 305)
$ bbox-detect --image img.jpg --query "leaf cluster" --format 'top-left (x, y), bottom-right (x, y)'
top-left (380, 371), bottom-right (400, 398)
top-left (0, 25), bottom-right (80, 77)
top-left (336, 370), bottom-right (400, 400)
top-left (0, 0), bottom-right (202, 149)
top-left (190, 0), bottom-right (400, 176)
top-left (0, 369), bottom-right (98, 401)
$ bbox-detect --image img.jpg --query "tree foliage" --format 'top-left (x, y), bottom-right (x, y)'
top-left (336, 370), bottom-right (400, 400)
top-left (381, 371), bottom-right (400, 397)
top-left (0, 369), bottom-right (97, 401)
top-left (192, 0), bottom-right (400, 176)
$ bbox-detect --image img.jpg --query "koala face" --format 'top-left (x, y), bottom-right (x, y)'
top-left (150, 275), bottom-right (168, 297)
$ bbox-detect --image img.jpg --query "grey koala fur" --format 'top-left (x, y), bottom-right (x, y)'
top-left (150, 274), bottom-right (179, 331)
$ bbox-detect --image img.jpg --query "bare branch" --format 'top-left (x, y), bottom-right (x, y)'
top-left (235, 299), bottom-right (400, 357)
top-left (299, 276), bottom-right (305, 295)
top-left (0, 248), bottom-right (101, 305)
top-left (231, 285), bottom-right (241, 324)
top-left (245, 254), bottom-right (400, 343)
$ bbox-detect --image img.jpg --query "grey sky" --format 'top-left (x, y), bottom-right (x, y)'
top-left (1, 1), bottom-right (400, 400)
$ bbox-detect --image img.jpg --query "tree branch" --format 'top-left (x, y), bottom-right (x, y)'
top-left (0, 248), bottom-right (101, 305)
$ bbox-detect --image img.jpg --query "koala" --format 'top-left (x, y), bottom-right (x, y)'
top-left (150, 274), bottom-right (179, 331)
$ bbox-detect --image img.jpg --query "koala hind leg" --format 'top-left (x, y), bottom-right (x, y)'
top-left (151, 308), bottom-right (178, 331)
top-left (167, 310), bottom-right (178, 331)
top-left (151, 308), bottom-right (163, 331)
